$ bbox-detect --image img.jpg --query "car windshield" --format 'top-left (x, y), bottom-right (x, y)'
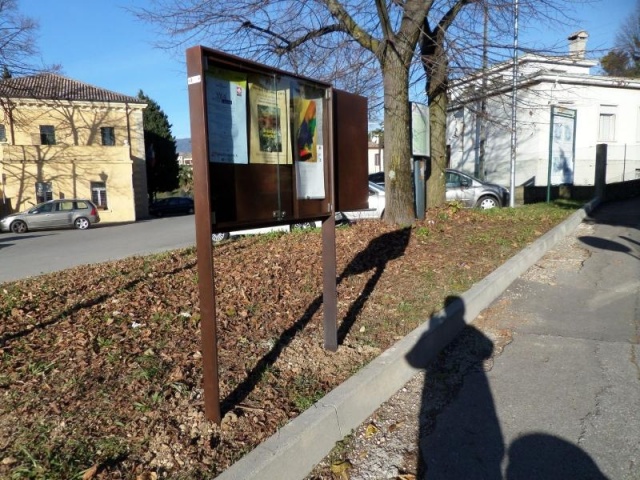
top-left (369, 182), bottom-right (385, 194)
top-left (28, 203), bottom-right (54, 214)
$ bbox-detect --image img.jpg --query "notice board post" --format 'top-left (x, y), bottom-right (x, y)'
top-left (186, 46), bottom-right (368, 422)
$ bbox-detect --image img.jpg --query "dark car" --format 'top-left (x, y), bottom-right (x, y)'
top-left (0, 199), bottom-right (100, 233)
top-left (368, 169), bottom-right (509, 209)
top-left (149, 197), bottom-right (195, 217)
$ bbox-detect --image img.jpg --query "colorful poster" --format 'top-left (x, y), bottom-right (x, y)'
top-left (293, 84), bottom-right (325, 199)
top-left (205, 68), bottom-right (248, 164)
top-left (248, 79), bottom-right (292, 164)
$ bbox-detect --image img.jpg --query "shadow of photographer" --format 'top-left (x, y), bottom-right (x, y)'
top-left (406, 295), bottom-right (607, 479)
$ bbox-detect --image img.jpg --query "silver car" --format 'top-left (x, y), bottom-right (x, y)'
top-left (369, 169), bottom-right (509, 209)
top-left (0, 199), bottom-right (101, 233)
top-left (445, 169), bottom-right (509, 209)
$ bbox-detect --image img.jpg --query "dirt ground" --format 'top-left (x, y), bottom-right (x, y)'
top-left (0, 202), bottom-right (577, 479)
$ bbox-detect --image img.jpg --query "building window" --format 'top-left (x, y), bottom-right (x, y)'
top-left (40, 125), bottom-right (56, 145)
top-left (91, 181), bottom-right (108, 209)
top-left (374, 153), bottom-right (380, 167)
top-left (101, 127), bottom-right (115, 146)
top-left (598, 106), bottom-right (616, 142)
top-left (35, 181), bottom-right (53, 203)
top-left (0, 124), bottom-right (6, 142)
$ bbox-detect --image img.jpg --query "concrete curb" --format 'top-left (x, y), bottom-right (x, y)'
top-left (214, 198), bottom-right (601, 480)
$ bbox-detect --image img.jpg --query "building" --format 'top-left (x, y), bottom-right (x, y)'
top-left (447, 31), bottom-right (640, 188)
top-left (0, 73), bottom-right (148, 222)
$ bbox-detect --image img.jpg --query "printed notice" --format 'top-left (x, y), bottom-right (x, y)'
top-left (206, 68), bottom-right (248, 164)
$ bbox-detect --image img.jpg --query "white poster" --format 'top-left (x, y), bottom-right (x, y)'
top-left (205, 68), bottom-right (248, 164)
top-left (411, 103), bottom-right (430, 157)
top-left (549, 107), bottom-right (577, 185)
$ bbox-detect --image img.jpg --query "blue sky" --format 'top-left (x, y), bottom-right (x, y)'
top-left (19, 0), bottom-right (635, 140)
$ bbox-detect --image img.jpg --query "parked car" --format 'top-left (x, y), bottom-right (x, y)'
top-left (340, 181), bottom-right (385, 221)
top-left (0, 199), bottom-right (100, 233)
top-left (368, 169), bottom-right (509, 209)
top-left (444, 169), bottom-right (509, 209)
top-left (149, 197), bottom-right (195, 217)
top-left (211, 221), bottom-right (314, 243)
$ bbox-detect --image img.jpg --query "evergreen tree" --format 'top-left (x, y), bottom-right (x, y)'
top-left (601, 0), bottom-right (640, 77)
top-left (138, 90), bottom-right (179, 201)
top-left (2, 66), bottom-right (11, 79)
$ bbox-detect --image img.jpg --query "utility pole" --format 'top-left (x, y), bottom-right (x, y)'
top-left (478, 2), bottom-right (488, 181)
top-left (509, 0), bottom-right (519, 207)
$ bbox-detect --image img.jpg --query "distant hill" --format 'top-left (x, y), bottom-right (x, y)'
top-left (176, 138), bottom-right (191, 153)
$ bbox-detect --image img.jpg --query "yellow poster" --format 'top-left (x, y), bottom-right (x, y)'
top-left (248, 79), bottom-right (292, 165)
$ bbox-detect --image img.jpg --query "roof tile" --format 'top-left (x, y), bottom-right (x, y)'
top-left (0, 73), bottom-right (144, 104)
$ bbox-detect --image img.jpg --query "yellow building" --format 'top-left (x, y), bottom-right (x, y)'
top-left (0, 73), bottom-right (148, 223)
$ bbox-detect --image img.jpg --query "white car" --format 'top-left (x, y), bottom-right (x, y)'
top-left (340, 181), bottom-right (385, 221)
top-left (211, 221), bottom-right (319, 243)
top-left (211, 182), bottom-right (385, 242)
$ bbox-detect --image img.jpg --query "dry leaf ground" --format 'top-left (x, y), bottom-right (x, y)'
top-left (0, 201), bottom-right (579, 479)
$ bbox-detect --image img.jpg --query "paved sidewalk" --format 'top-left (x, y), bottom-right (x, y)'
top-left (313, 197), bottom-right (640, 479)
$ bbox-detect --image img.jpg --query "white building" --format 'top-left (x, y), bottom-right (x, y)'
top-left (447, 31), bottom-right (640, 187)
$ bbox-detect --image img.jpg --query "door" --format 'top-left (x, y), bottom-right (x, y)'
top-left (52, 200), bottom-right (76, 228)
top-left (445, 171), bottom-right (474, 207)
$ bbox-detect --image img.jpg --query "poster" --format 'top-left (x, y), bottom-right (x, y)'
top-left (293, 83), bottom-right (325, 199)
top-left (549, 106), bottom-right (577, 185)
top-left (248, 78), bottom-right (292, 164)
top-left (205, 68), bottom-right (248, 164)
top-left (411, 103), bottom-right (430, 157)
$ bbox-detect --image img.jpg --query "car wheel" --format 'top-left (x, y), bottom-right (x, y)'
top-left (211, 232), bottom-right (230, 243)
top-left (476, 196), bottom-right (499, 209)
top-left (10, 220), bottom-right (28, 233)
top-left (74, 217), bottom-right (90, 230)
top-left (291, 222), bottom-right (315, 230)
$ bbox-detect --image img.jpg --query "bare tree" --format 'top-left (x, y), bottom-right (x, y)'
top-left (0, 0), bottom-right (41, 77)
top-left (132, 0), bottom-right (585, 224)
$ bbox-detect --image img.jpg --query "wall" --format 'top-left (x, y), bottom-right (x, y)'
top-left (447, 78), bottom-right (640, 189)
top-left (0, 99), bottom-right (146, 222)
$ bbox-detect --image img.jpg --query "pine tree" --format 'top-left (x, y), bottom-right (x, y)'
top-left (138, 90), bottom-right (179, 201)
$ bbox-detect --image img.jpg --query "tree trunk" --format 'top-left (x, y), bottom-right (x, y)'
top-left (381, 53), bottom-right (415, 225)
top-left (423, 39), bottom-right (449, 209)
top-left (426, 88), bottom-right (447, 208)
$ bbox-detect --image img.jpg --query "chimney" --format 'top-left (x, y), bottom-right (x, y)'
top-left (568, 30), bottom-right (588, 59)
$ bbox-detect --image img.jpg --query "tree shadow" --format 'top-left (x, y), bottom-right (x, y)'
top-left (406, 295), bottom-right (609, 479)
top-left (506, 433), bottom-right (608, 479)
top-left (222, 227), bottom-right (411, 414)
top-left (578, 235), bottom-right (639, 260)
top-left (0, 260), bottom-right (196, 348)
top-left (337, 227), bottom-right (411, 343)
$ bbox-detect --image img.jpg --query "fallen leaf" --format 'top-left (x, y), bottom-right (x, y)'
top-left (136, 472), bottom-right (157, 480)
top-left (81, 464), bottom-right (98, 480)
top-left (330, 459), bottom-right (352, 478)
top-left (364, 423), bottom-right (379, 438)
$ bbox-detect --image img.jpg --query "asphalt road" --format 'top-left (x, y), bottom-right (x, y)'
top-left (0, 215), bottom-right (197, 284)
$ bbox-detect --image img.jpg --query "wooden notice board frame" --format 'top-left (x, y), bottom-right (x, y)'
top-left (186, 46), bottom-right (340, 423)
